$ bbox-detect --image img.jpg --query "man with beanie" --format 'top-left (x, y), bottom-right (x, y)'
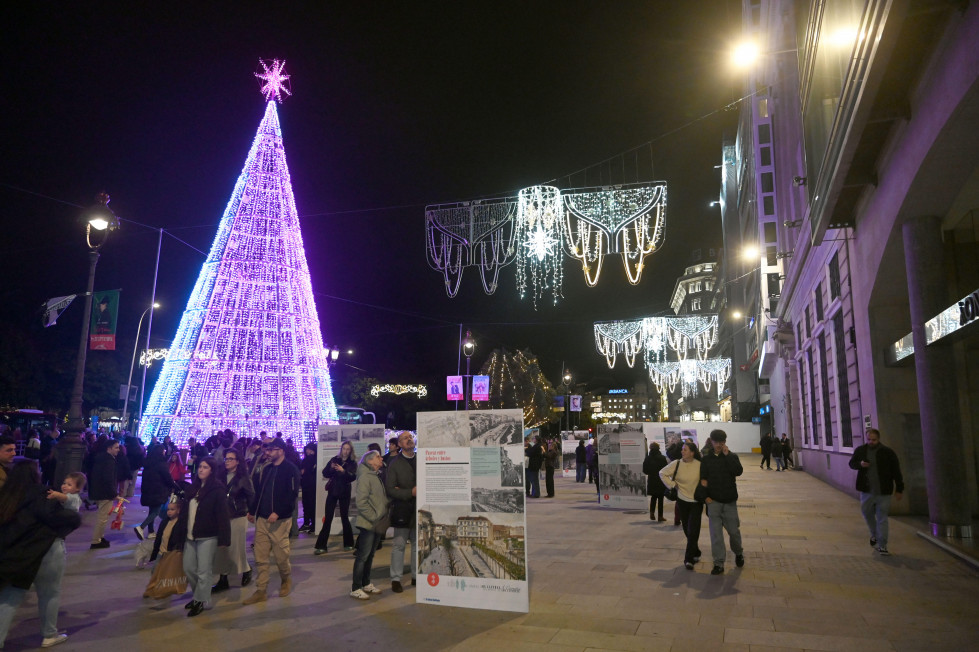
top-left (700, 429), bottom-right (745, 575)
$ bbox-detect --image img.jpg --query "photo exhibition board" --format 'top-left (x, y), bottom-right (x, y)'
top-left (597, 423), bottom-right (648, 509)
top-left (314, 424), bottom-right (387, 535)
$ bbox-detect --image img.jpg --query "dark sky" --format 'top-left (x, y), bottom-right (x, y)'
top-left (1, 1), bottom-right (740, 401)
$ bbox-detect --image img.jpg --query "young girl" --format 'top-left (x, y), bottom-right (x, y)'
top-left (47, 471), bottom-right (86, 513)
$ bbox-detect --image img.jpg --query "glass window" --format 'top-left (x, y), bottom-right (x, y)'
top-left (766, 246), bottom-right (778, 266)
top-left (758, 123), bottom-right (771, 145)
top-left (815, 283), bottom-right (824, 321)
top-left (829, 251), bottom-right (841, 299)
top-left (760, 146), bottom-right (771, 166)
top-left (833, 311), bottom-right (852, 446)
top-left (763, 195), bottom-right (775, 215)
top-left (764, 221), bottom-right (777, 243)
top-left (761, 172), bottom-right (774, 193)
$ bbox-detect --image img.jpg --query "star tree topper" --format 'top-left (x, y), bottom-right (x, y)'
top-left (256, 58), bottom-right (292, 103)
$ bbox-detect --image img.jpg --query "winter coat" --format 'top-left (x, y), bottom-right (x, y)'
top-left (0, 485), bottom-right (81, 589)
top-left (180, 478), bottom-right (231, 546)
top-left (225, 469), bottom-right (255, 518)
top-left (140, 456), bottom-right (176, 507)
top-left (526, 443), bottom-right (544, 472)
top-left (575, 442), bottom-right (587, 464)
top-left (385, 453), bottom-right (416, 528)
top-left (249, 459), bottom-right (301, 519)
top-left (354, 462), bottom-right (388, 531)
top-left (848, 443), bottom-right (904, 495)
top-left (642, 450), bottom-right (668, 496)
top-left (322, 455), bottom-right (357, 498)
top-left (300, 453), bottom-right (318, 492)
top-left (150, 514), bottom-right (187, 561)
top-left (88, 451), bottom-right (118, 501)
top-left (699, 449), bottom-right (743, 503)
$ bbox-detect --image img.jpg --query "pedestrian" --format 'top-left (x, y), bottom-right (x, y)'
top-left (386, 431), bottom-right (416, 593)
top-left (382, 436), bottom-right (400, 467)
top-left (244, 437), bottom-right (300, 604)
top-left (313, 440), bottom-right (357, 554)
top-left (575, 439), bottom-right (587, 482)
top-left (88, 438), bottom-right (121, 549)
top-left (0, 435), bottom-right (15, 491)
top-left (848, 428), bottom-right (903, 555)
top-left (134, 445), bottom-right (175, 540)
top-left (543, 439), bottom-right (559, 498)
top-left (771, 436), bottom-right (784, 471)
top-left (643, 442), bottom-right (668, 521)
top-left (659, 441), bottom-right (703, 570)
top-left (181, 456), bottom-right (231, 617)
top-left (349, 450), bottom-right (388, 600)
top-left (780, 434), bottom-right (793, 469)
top-left (700, 430), bottom-right (745, 575)
top-left (212, 449), bottom-right (255, 592)
top-left (0, 460), bottom-right (82, 648)
top-left (525, 436), bottom-right (543, 498)
top-left (759, 432), bottom-right (773, 470)
top-left (299, 443), bottom-right (317, 533)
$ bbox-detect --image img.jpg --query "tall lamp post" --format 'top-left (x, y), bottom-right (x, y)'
top-left (122, 303), bottom-right (159, 430)
top-left (462, 330), bottom-right (475, 410)
top-left (56, 193), bottom-right (119, 487)
top-left (563, 370), bottom-right (572, 435)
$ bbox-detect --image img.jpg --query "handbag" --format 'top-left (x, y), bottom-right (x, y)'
top-left (142, 551), bottom-right (188, 599)
top-left (372, 512), bottom-right (391, 534)
top-left (389, 499), bottom-right (414, 528)
top-left (664, 463), bottom-right (680, 502)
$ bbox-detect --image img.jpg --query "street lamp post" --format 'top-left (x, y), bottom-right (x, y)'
top-left (563, 370), bottom-right (572, 435)
top-left (122, 303), bottom-right (159, 430)
top-left (462, 331), bottom-right (475, 410)
top-left (55, 193), bottom-right (119, 487)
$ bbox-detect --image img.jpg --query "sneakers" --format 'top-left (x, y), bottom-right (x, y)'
top-left (279, 577), bottom-right (292, 597)
top-left (41, 634), bottom-right (68, 648)
top-left (736, 554), bottom-right (745, 568)
top-left (876, 546), bottom-right (891, 556)
top-left (392, 580), bottom-right (404, 593)
top-left (314, 548), bottom-right (328, 556)
top-left (870, 537), bottom-right (877, 547)
top-left (684, 561), bottom-right (694, 570)
top-left (343, 546), bottom-right (355, 551)
top-left (242, 590), bottom-right (267, 605)
top-left (350, 588), bottom-right (370, 600)
top-left (187, 600), bottom-right (205, 617)
top-left (362, 583), bottom-right (381, 594)
top-left (133, 526), bottom-right (145, 541)
top-left (711, 565), bottom-right (724, 575)
top-left (89, 539), bottom-right (110, 549)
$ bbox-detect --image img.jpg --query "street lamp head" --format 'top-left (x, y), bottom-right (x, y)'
top-left (731, 310), bottom-right (743, 320)
top-left (329, 346), bottom-right (340, 362)
top-left (741, 245), bottom-right (760, 261)
top-left (82, 193), bottom-right (119, 249)
top-left (730, 41), bottom-right (761, 69)
top-left (462, 330), bottom-right (475, 358)
top-left (152, 302), bottom-right (161, 309)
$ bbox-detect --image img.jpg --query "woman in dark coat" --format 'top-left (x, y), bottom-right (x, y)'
top-left (136, 444), bottom-right (175, 538)
top-left (642, 442), bottom-right (669, 521)
top-left (0, 461), bottom-right (82, 647)
top-left (212, 449), bottom-right (254, 592)
top-left (313, 440), bottom-right (357, 554)
top-left (180, 456), bottom-right (231, 617)
top-left (299, 443), bottom-right (318, 532)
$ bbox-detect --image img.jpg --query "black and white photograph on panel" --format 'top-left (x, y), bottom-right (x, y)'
top-left (471, 447), bottom-right (524, 513)
top-left (598, 463), bottom-right (648, 497)
top-left (341, 428), bottom-right (363, 442)
top-left (318, 427), bottom-right (340, 443)
top-left (499, 446), bottom-right (524, 487)
top-left (418, 506), bottom-right (526, 580)
top-left (468, 409), bottom-right (523, 446)
top-left (597, 431), bottom-right (619, 455)
top-left (417, 411), bottom-right (470, 448)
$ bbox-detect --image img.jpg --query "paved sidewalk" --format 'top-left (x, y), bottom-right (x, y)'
top-left (3, 455), bottom-right (976, 651)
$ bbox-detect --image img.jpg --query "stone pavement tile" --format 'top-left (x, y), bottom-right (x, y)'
top-left (451, 639), bottom-right (583, 652)
top-left (735, 593), bottom-right (787, 608)
top-left (522, 613), bottom-right (641, 636)
top-left (637, 622), bottom-right (726, 642)
top-left (462, 623), bottom-right (560, 644)
top-left (557, 593), bottom-right (622, 606)
top-left (723, 628), bottom-right (894, 651)
top-left (723, 616), bottom-right (775, 631)
top-left (760, 606), bottom-right (867, 628)
top-left (579, 602), bottom-right (701, 625)
top-left (668, 638), bottom-right (750, 652)
top-left (551, 628), bottom-right (673, 651)
top-left (634, 620), bottom-right (682, 638)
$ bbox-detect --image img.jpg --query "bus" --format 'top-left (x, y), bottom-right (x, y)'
top-left (336, 406), bottom-right (377, 425)
top-left (1, 409), bottom-right (59, 455)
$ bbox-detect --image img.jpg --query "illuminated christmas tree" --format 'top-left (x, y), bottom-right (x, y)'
top-left (140, 60), bottom-right (338, 445)
top-left (474, 348), bottom-right (555, 427)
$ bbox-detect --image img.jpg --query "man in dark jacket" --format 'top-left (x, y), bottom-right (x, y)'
top-left (759, 432), bottom-right (773, 470)
top-left (524, 436), bottom-right (543, 498)
top-left (575, 440), bottom-right (587, 483)
top-left (848, 428), bottom-right (903, 555)
top-left (642, 442), bottom-right (668, 521)
top-left (244, 437), bottom-right (300, 604)
top-left (700, 430), bottom-right (745, 575)
top-left (386, 430), bottom-right (416, 593)
top-left (89, 439), bottom-right (121, 549)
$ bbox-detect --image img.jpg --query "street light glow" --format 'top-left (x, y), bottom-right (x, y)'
top-left (89, 217), bottom-right (110, 231)
top-left (731, 41), bottom-right (760, 68)
top-left (731, 310), bottom-right (743, 319)
top-left (742, 245), bottom-right (760, 261)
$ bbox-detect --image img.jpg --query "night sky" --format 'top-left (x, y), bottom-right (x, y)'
top-left (1, 1), bottom-right (741, 407)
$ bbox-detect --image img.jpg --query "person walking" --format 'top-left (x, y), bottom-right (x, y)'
top-left (299, 443), bottom-right (318, 533)
top-left (181, 456), bottom-right (231, 617)
top-left (543, 440), bottom-right (559, 498)
top-left (313, 440), bottom-right (357, 554)
top-left (771, 436), bottom-right (784, 472)
top-left (524, 436), bottom-right (543, 498)
top-left (780, 434), bottom-right (794, 469)
top-left (244, 438), bottom-right (300, 604)
top-left (135, 444), bottom-right (175, 540)
top-left (386, 431), bottom-right (416, 593)
top-left (0, 460), bottom-right (82, 648)
top-left (659, 442), bottom-right (703, 570)
top-left (574, 439), bottom-right (587, 483)
top-left (350, 450), bottom-right (388, 600)
top-left (848, 428), bottom-right (904, 555)
top-left (643, 442), bottom-right (668, 521)
top-left (88, 438), bottom-right (121, 549)
top-left (212, 449), bottom-right (254, 592)
top-left (700, 430), bottom-right (745, 575)
top-left (759, 432), bottom-right (773, 470)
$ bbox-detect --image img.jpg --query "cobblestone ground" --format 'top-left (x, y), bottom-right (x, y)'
top-left (3, 455), bottom-right (976, 651)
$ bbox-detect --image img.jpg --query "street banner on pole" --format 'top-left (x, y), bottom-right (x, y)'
top-left (570, 395), bottom-right (582, 411)
top-left (471, 375), bottom-right (490, 401)
top-left (90, 289), bottom-right (119, 350)
top-left (446, 376), bottom-right (463, 401)
top-left (416, 409), bottom-right (528, 613)
top-left (42, 294), bottom-right (76, 327)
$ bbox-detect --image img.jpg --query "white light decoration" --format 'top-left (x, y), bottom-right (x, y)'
top-left (139, 348), bottom-right (169, 367)
top-left (696, 358), bottom-right (732, 398)
top-left (255, 58), bottom-right (291, 103)
top-left (425, 198), bottom-right (517, 297)
top-left (593, 320), bottom-right (644, 368)
top-left (515, 185), bottom-right (564, 308)
top-left (648, 361), bottom-right (682, 394)
top-left (665, 315), bottom-right (718, 360)
top-left (647, 359), bottom-right (731, 399)
top-left (370, 384), bottom-right (429, 398)
top-left (139, 68), bottom-right (337, 447)
top-left (563, 182), bottom-right (667, 286)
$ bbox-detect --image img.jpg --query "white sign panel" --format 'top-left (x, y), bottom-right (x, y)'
top-left (314, 423), bottom-right (386, 535)
top-left (416, 409), bottom-right (528, 613)
top-left (597, 423), bottom-right (648, 509)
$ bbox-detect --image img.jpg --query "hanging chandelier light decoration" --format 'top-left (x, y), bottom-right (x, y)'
top-left (425, 197), bottom-right (518, 297)
top-left (648, 360), bottom-right (682, 394)
top-left (515, 185), bottom-right (564, 308)
top-left (665, 315), bottom-right (718, 360)
top-left (697, 358), bottom-right (732, 398)
top-left (594, 320), bottom-right (644, 368)
top-left (563, 182), bottom-right (667, 286)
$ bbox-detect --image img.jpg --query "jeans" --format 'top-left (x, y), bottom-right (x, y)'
top-left (352, 527), bottom-right (379, 591)
top-left (138, 503), bottom-right (165, 532)
top-left (0, 538), bottom-right (66, 645)
top-left (390, 526), bottom-right (416, 581)
top-left (575, 462), bottom-right (586, 482)
top-left (706, 501), bottom-right (743, 567)
top-left (526, 470), bottom-right (540, 498)
top-left (859, 492), bottom-right (892, 548)
top-left (676, 500), bottom-right (703, 563)
top-left (314, 492), bottom-right (353, 549)
top-left (774, 455), bottom-right (785, 471)
top-left (183, 537), bottom-right (218, 603)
